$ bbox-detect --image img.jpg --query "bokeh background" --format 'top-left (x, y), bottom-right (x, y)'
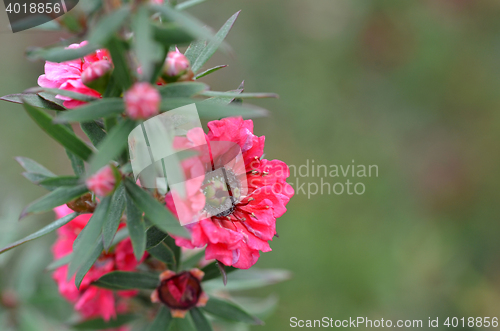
top-left (2, 0), bottom-right (500, 329)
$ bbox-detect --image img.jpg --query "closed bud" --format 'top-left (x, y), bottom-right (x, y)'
top-left (86, 165), bottom-right (120, 197)
top-left (162, 49), bottom-right (192, 82)
top-left (81, 60), bottom-right (113, 94)
top-left (151, 269), bottom-right (208, 318)
top-left (124, 82), bottom-right (161, 120)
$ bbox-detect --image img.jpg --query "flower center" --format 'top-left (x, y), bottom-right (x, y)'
top-left (202, 168), bottom-right (241, 218)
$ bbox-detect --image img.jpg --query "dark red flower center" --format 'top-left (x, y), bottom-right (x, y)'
top-left (157, 271), bottom-right (202, 310)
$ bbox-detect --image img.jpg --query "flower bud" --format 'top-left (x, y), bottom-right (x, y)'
top-left (151, 269), bottom-right (208, 318)
top-left (124, 82), bottom-right (161, 120)
top-left (162, 50), bottom-right (192, 82)
top-left (86, 165), bottom-right (120, 197)
top-left (81, 60), bottom-right (113, 94)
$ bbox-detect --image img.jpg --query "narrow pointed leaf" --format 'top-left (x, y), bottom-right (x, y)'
top-left (37, 92), bottom-right (65, 108)
top-left (145, 226), bottom-right (168, 249)
top-left (158, 82), bottom-right (208, 98)
top-left (126, 194), bottom-right (147, 261)
top-left (134, 6), bottom-right (161, 82)
top-left (88, 6), bottom-right (130, 46)
top-left (22, 172), bottom-right (55, 190)
top-left (75, 238), bottom-right (105, 288)
top-left (81, 121), bottom-right (107, 147)
top-left (0, 212), bottom-right (78, 254)
top-left (190, 308), bottom-right (213, 331)
top-left (204, 81), bottom-right (244, 105)
top-left (102, 184), bottom-right (126, 250)
top-left (106, 37), bottom-right (133, 91)
top-left (194, 65), bottom-right (227, 80)
top-left (37, 176), bottom-right (80, 187)
top-left (66, 149), bottom-right (85, 176)
top-left (26, 87), bottom-right (98, 102)
top-left (15, 157), bottom-right (55, 177)
top-left (93, 271), bottom-right (159, 290)
top-left (147, 241), bottom-right (176, 267)
top-left (0, 93), bottom-right (65, 110)
top-left (184, 39), bottom-right (207, 64)
top-left (20, 184), bottom-right (88, 219)
top-left (146, 306), bottom-right (172, 331)
top-left (54, 98), bottom-right (125, 123)
top-left (181, 250), bottom-right (205, 269)
top-left (202, 297), bottom-right (263, 325)
top-left (26, 43), bottom-right (99, 62)
top-left (175, 0), bottom-right (206, 10)
top-left (89, 119), bottom-right (136, 174)
top-left (202, 269), bottom-right (291, 291)
top-left (73, 314), bottom-right (138, 330)
top-left (124, 178), bottom-right (189, 238)
top-left (201, 91), bottom-right (278, 99)
top-left (191, 11), bottom-right (240, 73)
top-left (152, 23), bottom-right (195, 45)
top-left (23, 103), bottom-right (93, 161)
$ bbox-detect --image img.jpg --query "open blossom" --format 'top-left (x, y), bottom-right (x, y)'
top-left (86, 165), bottom-right (118, 197)
top-left (37, 41), bottom-right (110, 108)
top-left (124, 82), bottom-right (161, 120)
top-left (52, 205), bottom-right (143, 325)
top-left (166, 117), bottom-right (294, 269)
top-left (81, 60), bottom-right (113, 93)
top-left (150, 269), bottom-right (208, 318)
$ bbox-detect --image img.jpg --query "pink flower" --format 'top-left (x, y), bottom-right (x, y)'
top-left (150, 269), bottom-right (208, 318)
top-left (164, 49), bottom-right (190, 77)
top-left (37, 41), bottom-right (110, 109)
top-left (52, 205), bottom-right (143, 323)
top-left (86, 165), bottom-right (118, 197)
top-left (166, 117), bottom-right (294, 269)
top-left (124, 82), bottom-right (161, 120)
top-left (81, 60), bottom-right (113, 93)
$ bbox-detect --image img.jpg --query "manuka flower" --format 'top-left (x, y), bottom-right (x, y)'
top-left (37, 41), bottom-right (110, 108)
top-left (150, 269), bottom-right (208, 318)
top-left (52, 205), bottom-right (144, 322)
top-left (166, 117), bottom-right (294, 269)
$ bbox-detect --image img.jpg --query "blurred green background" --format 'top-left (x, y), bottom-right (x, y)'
top-left (2, 0), bottom-right (500, 329)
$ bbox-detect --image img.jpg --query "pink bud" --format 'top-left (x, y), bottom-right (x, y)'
top-left (164, 50), bottom-right (190, 77)
top-left (124, 82), bottom-right (161, 120)
top-left (81, 60), bottom-right (113, 93)
top-left (86, 165), bottom-right (117, 197)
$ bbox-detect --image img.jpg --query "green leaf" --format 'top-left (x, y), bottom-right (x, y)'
top-left (0, 93), bottom-right (65, 110)
top-left (26, 43), bottom-right (99, 62)
top-left (124, 178), bottom-right (189, 238)
top-left (0, 212), bottom-right (78, 254)
top-left (170, 315), bottom-right (196, 331)
top-left (158, 82), bottom-right (208, 98)
top-left (88, 6), bottom-right (131, 46)
top-left (73, 314), bottom-right (138, 330)
top-left (38, 92), bottom-right (66, 108)
top-left (164, 235), bottom-right (181, 271)
top-left (204, 81), bottom-right (244, 105)
top-left (134, 6), bottom-right (162, 82)
top-left (150, 4), bottom-right (219, 47)
top-left (69, 197), bottom-right (111, 281)
top-left (191, 11), bottom-right (240, 73)
top-left (202, 269), bottom-right (291, 291)
top-left (23, 103), bottom-right (93, 161)
top-left (152, 23), bottom-right (195, 45)
top-left (175, 0), bottom-right (206, 10)
top-left (181, 250), bottom-right (205, 269)
top-left (27, 87), bottom-right (98, 102)
top-left (146, 307), bottom-right (172, 331)
top-left (75, 237), bottom-right (105, 289)
top-left (184, 39), bottom-right (207, 65)
top-left (15, 157), bottom-right (55, 177)
top-left (190, 308), bottom-right (213, 331)
top-left (107, 37), bottom-right (133, 91)
top-left (37, 176), bottom-right (80, 187)
top-left (20, 184), bottom-right (88, 219)
top-left (46, 254), bottom-right (72, 271)
top-left (202, 297), bottom-right (263, 325)
top-left (147, 241), bottom-right (176, 267)
top-left (89, 119), bottom-right (136, 174)
top-left (126, 194), bottom-right (147, 261)
top-left (54, 98), bottom-right (125, 123)
top-left (93, 271), bottom-right (159, 290)
top-left (81, 121), bottom-right (107, 147)
top-left (22, 172), bottom-right (55, 190)
top-left (194, 65), bottom-right (227, 80)
top-left (102, 184), bottom-right (126, 250)
top-left (201, 261), bottom-right (237, 282)
top-left (196, 101), bottom-right (268, 119)
top-left (145, 226), bottom-right (168, 249)
top-left (200, 91), bottom-right (278, 99)
top-left (66, 148), bottom-right (85, 176)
